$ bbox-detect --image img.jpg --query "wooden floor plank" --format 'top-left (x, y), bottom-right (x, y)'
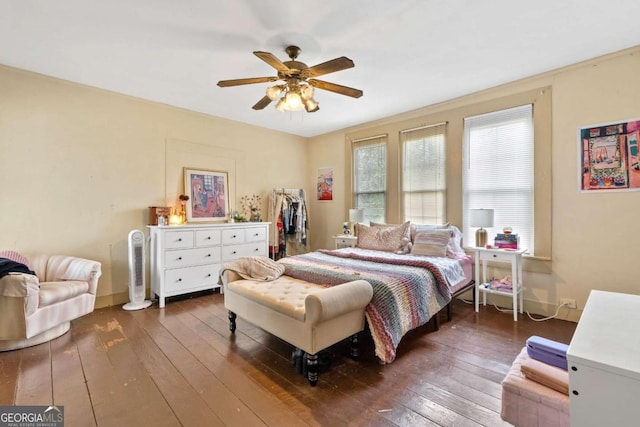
top-left (0, 345), bottom-right (21, 405)
top-left (71, 307), bottom-right (180, 427)
top-left (50, 329), bottom-right (96, 426)
top-left (14, 341), bottom-right (52, 406)
top-left (137, 304), bottom-right (268, 427)
top-left (111, 308), bottom-right (225, 427)
top-left (0, 292), bottom-right (576, 426)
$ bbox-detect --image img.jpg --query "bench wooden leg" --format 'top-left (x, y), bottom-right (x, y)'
top-left (350, 334), bottom-right (360, 359)
top-left (306, 353), bottom-right (318, 386)
top-left (447, 302), bottom-right (453, 322)
top-left (228, 311), bottom-right (237, 333)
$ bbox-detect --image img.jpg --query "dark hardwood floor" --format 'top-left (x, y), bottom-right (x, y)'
top-left (0, 292), bottom-right (576, 426)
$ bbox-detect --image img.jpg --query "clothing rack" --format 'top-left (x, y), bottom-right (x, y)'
top-left (268, 188), bottom-right (309, 260)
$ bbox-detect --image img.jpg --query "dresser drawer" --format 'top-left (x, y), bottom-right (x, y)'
top-left (196, 229), bottom-right (221, 246)
top-left (164, 247), bottom-right (221, 268)
top-left (164, 264), bottom-right (219, 293)
top-left (221, 242), bottom-right (266, 260)
top-left (164, 231), bottom-right (194, 249)
top-left (222, 229), bottom-right (245, 245)
top-left (245, 227), bottom-right (267, 242)
top-left (479, 250), bottom-right (514, 262)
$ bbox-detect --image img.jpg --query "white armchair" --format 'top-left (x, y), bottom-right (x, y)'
top-left (0, 254), bottom-right (101, 351)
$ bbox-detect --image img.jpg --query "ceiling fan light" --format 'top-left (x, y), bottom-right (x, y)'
top-left (304, 98), bottom-right (319, 112)
top-left (275, 97), bottom-right (287, 111)
top-left (284, 92), bottom-right (304, 111)
top-left (300, 85), bottom-right (314, 100)
top-left (266, 85), bottom-right (282, 101)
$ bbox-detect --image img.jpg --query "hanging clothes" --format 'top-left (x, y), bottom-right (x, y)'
top-left (268, 188), bottom-right (309, 260)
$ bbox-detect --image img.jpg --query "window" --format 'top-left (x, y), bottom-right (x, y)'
top-left (353, 135), bottom-right (387, 223)
top-left (401, 123), bottom-right (446, 224)
top-left (463, 104), bottom-right (534, 253)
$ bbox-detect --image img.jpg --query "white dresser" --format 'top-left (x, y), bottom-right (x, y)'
top-left (567, 290), bottom-right (640, 426)
top-left (148, 222), bottom-right (269, 308)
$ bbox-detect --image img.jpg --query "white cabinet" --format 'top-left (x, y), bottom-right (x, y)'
top-left (473, 247), bottom-right (527, 321)
top-left (333, 235), bottom-right (358, 249)
top-left (149, 222), bottom-right (269, 308)
top-left (567, 290), bottom-right (640, 427)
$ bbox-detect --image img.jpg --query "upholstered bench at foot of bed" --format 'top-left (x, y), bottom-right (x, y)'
top-left (222, 272), bottom-right (373, 386)
top-left (501, 347), bottom-right (570, 427)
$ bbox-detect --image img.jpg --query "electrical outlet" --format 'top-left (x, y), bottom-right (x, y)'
top-left (559, 298), bottom-right (577, 309)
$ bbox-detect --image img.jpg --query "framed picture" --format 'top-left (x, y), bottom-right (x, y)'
top-left (579, 118), bottom-right (640, 192)
top-left (317, 167), bottom-right (333, 201)
top-left (183, 168), bottom-right (229, 222)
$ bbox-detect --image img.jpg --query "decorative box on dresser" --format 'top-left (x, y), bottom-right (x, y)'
top-left (149, 222), bottom-right (269, 308)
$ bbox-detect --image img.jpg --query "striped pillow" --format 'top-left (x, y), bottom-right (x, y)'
top-left (0, 250), bottom-right (30, 268)
top-left (411, 229), bottom-right (453, 257)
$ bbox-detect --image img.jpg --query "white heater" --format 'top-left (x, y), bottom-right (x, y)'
top-left (123, 229), bottom-right (152, 310)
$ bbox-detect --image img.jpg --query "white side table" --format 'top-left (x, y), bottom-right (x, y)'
top-left (333, 234), bottom-right (358, 249)
top-left (473, 247), bottom-right (527, 321)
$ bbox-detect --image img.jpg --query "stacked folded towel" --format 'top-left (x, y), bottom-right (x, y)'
top-left (521, 336), bottom-right (570, 395)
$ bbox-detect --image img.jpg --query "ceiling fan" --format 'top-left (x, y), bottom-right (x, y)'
top-left (217, 45), bottom-right (363, 113)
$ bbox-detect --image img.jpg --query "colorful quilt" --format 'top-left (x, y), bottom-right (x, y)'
top-left (278, 248), bottom-right (467, 363)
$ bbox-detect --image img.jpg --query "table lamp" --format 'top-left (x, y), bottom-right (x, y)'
top-left (470, 208), bottom-right (494, 247)
top-left (349, 208), bottom-right (365, 236)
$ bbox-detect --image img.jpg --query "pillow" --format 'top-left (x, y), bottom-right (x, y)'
top-left (410, 223), bottom-right (465, 254)
top-left (356, 221), bottom-right (410, 252)
top-left (370, 222), bottom-right (412, 253)
top-left (411, 229), bottom-right (453, 257)
top-left (0, 250), bottom-right (30, 268)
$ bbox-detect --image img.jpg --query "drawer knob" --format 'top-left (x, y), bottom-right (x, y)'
top-left (492, 254), bottom-right (497, 258)
top-left (254, 233), bottom-right (259, 236)
top-left (254, 248), bottom-right (259, 251)
top-left (572, 390), bottom-right (579, 396)
top-left (207, 273), bottom-right (212, 277)
top-left (177, 257), bottom-right (182, 260)
top-left (206, 253), bottom-right (211, 257)
top-left (207, 236), bottom-right (211, 240)
top-left (178, 238), bottom-right (182, 242)
top-left (177, 278), bottom-right (182, 282)
top-left (232, 235), bottom-right (237, 238)
top-left (232, 251), bottom-right (237, 254)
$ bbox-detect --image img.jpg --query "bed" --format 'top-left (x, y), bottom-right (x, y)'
top-left (276, 222), bottom-right (475, 364)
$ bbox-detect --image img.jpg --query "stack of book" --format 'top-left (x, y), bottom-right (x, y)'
top-left (494, 233), bottom-right (519, 249)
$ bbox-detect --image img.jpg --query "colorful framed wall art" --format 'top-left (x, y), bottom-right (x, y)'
top-left (579, 118), bottom-right (640, 192)
top-left (184, 168), bottom-right (229, 222)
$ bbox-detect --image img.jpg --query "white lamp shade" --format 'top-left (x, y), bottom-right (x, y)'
top-left (469, 209), bottom-right (494, 228)
top-left (349, 208), bottom-right (365, 223)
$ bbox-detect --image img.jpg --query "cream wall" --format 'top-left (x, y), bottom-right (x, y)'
top-left (0, 65), bottom-right (307, 307)
top-left (307, 46), bottom-right (640, 321)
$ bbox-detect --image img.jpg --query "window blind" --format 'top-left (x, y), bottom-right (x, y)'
top-left (401, 122), bottom-right (447, 224)
top-left (463, 104), bottom-right (534, 252)
top-left (353, 135), bottom-right (387, 223)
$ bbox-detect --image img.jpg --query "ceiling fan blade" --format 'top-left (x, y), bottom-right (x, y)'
top-left (304, 57), bottom-right (354, 77)
top-left (254, 51), bottom-right (290, 73)
top-left (308, 79), bottom-right (363, 98)
top-left (252, 95), bottom-right (273, 110)
top-left (217, 77), bottom-right (278, 87)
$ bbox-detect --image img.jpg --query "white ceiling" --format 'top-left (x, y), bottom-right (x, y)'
top-left (2, 1), bottom-right (639, 137)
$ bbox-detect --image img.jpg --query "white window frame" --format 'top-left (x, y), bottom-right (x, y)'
top-left (401, 122), bottom-right (447, 224)
top-left (463, 104), bottom-right (535, 253)
top-left (352, 135), bottom-right (387, 223)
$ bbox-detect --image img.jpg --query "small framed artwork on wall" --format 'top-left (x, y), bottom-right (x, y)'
top-left (184, 168), bottom-right (229, 222)
top-left (317, 167), bottom-right (333, 201)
